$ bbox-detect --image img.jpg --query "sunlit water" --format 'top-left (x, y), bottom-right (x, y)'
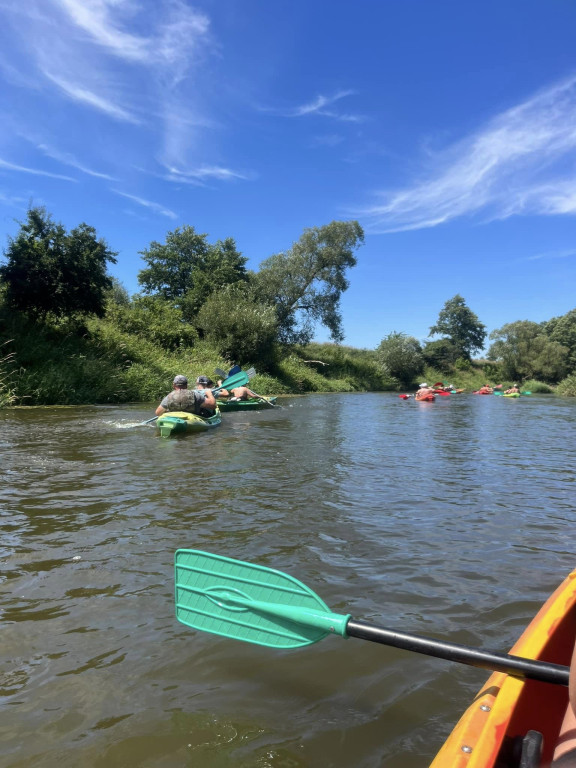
top-left (1, 393), bottom-right (575, 767)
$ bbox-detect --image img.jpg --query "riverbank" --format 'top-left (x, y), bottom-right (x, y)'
top-left (0, 311), bottom-right (560, 406)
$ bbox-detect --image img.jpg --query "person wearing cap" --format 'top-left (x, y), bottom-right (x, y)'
top-left (155, 375), bottom-right (216, 417)
top-left (505, 383), bottom-right (520, 394)
top-left (415, 382), bottom-right (435, 397)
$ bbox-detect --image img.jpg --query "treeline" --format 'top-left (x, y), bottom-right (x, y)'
top-left (377, 295), bottom-right (576, 396)
top-left (1, 206), bottom-right (575, 405)
top-left (0, 206), bottom-right (372, 405)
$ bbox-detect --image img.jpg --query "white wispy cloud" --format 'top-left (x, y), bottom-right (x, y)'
top-left (112, 189), bottom-right (177, 219)
top-left (0, 157), bottom-right (76, 181)
top-left (165, 165), bottom-right (251, 184)
top-left (37, 143), bottom-right (116, 180)
top-left (525, 247), bottom-right (576, 262)
top-left (357, 75), bottom-right (576, 232)
top-left (264, 90), bottom-right (365, 122)
top-left (43, 71), bottom-right (140, 124)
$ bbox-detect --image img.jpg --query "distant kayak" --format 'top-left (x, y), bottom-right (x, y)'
top-left (156, 408), bottom-right (221, 438)
top-left (502, 392), bottom-right (521, 398)
top-left (415, 394), bottom-right (435, 402)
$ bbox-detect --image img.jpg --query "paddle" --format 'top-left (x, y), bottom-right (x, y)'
top-left (140, 371), bottom-right (250, 426)
top-left (215, 367), bottom-right (256, 380)
top-left (174, 550), bottom-right (570, 686)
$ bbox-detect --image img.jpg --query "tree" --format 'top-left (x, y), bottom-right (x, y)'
top-left (429, 294), bottom-right (486, 359)
top-left (195, 284), bottom-right (278, 365)
top-left (138, 226), bottom-right (248, 320)
top-left (544, 308), bottom-right (576, 372)
top-left (422, 339), bottom-right (460, 372)
top-left (377, 332), bottom-right (424, 385)
top-left (0, 206), bottom-right (117, 320)
top-left (254, 220), bottom-right (364, 345)
top-left (488, 321), bottom-right (569, 382)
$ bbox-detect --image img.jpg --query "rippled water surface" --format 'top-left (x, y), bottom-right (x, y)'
top-left (1, 393), bottom-right (575, 767)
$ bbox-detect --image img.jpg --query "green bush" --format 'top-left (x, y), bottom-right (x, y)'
top-left (556, 374), bottom-right (576, 397)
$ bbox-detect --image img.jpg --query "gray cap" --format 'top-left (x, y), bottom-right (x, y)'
top-left (419, 382), bottom-right (428, 387)
top-left (196, 375), bottom-right (210, 385)
top-left (173, 375), bottom-right (188, 387)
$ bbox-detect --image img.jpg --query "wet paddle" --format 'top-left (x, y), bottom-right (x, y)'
top-left (139, 371), bottom-right (250, 426)
top-left (175, 549), bottom-right (570, 686)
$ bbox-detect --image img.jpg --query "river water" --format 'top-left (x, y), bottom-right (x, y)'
top-left (1, 393), bottom-right (575, 768)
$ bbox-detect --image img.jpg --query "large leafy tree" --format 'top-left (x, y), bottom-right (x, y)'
top-left (377, 331), bottom-right (424, 385)
top-left (0, 206), bottom-right (117, 320)
top-left (429, 294), bottom-right (486, 360)
top-left (254, 220), bottom-right (364, 344)
top-left (138, 226), bottom-right (248, 320)
top-left (488, 320), bottom-right (569, 382)
top-left (545, 308), bottom-right (576, 372)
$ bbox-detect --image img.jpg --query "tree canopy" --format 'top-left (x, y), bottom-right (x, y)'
top-left (377, 331), bottom-right (424, 385)
top-left (255, 220), bottom-right (364, 345)
top-left (0, 206), bottom-right (117, 320)
top-left (488, 321), bottom-right (569, 382)
top-left (138, 225), bottom-right (248, 320)
top-left (429, 294), bottom-right (486, 360)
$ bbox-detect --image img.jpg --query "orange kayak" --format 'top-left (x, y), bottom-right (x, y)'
top-left (415, 394), bottom-right (435, 402)
top-left (429, 571), bottom-right (576, 767)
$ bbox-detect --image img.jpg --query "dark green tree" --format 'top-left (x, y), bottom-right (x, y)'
top-left (138, 226), bottom-right (248, 320)
top-left (429, 294), bottom-right (486, 360)
top-left (488, 320), bottom-right (569, 382)
top-left (255, 220), bottom-right (364, 344)
top-left (0, 207), bottom-right (117, 320)
top-left (422, 338), bottom-right (460, 372)
top-left (377, 332), bottom-right (424, 385)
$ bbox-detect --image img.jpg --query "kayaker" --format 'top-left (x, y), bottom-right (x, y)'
top-left (155, 375), bottom-right (216, 417)
top-left (477, 384), bottom-right (493, 394)
top-left (415, 382), bottom-right (435, 397)
top-left (505, 384), bottom-right (520, 394)
top-left (217, 379), bottom-right (259, 402)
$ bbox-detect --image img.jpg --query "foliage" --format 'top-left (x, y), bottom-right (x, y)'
top-left (0, 342), bottom-right (16, 407)
top-left (488, 321), bottom-right (569, 382)
top-left (295, 342), bottom-right (391, 390)
top-left (556, 374), bottom-right (576, 397)
top-left (521, 379), bottom-right (554, 394)
top-left (105, 295), bottom-right (198, 351)
top-left (138, 226), bottom-right (248, 320)
top-left (255, 220), bottom-right (364, 345)
top-left (0, 206), bottom-right (117, 320)
top-left (107, 277), bottom-right (131, 307)
top-left (195, 284), bottom-right (278, 366)
top-left (544, 308), bottom-right (576, 371)
top-left (376, 332), bottom-right (424, 385)
top-left (422, 338), bottom-right (460, 372)
top-left (429, 294), bottom-right (486, 359)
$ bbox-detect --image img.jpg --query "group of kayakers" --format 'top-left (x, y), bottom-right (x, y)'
top-left (476, 383), bottom-right (520, 395)
top-left (155, 374), bottom-right (258, 418)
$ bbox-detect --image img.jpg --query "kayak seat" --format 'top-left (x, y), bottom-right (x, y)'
top-left (510, 729), bottom-right (543, 768)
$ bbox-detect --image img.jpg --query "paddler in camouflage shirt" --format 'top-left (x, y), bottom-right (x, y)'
top-left (155, 375), bottom-right (216, 417)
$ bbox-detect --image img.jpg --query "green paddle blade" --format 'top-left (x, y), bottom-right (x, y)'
top-left (212, 371), bottom-right (249, 393)
top-left (175, 549), bottom-right (350, 648)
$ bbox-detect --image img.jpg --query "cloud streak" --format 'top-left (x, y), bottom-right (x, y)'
top-left (112, 189), bottom-right (177, 219)
top-left (265, 90), bottom-right (365, 122)
top-left (358, 75), bottom-right (576, 232)
top-left (0, 157), bottom-right (76, 181)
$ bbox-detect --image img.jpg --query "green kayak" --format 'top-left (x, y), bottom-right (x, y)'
top-left (217, 397), bottom-right (277, 412)
top-left (156, 407), bottom-right (222, 438)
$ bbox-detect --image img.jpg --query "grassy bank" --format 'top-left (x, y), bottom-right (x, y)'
top-left (0, 310), bottom-right (564, 406)
top-left (0, 311), bottom-right (394, 405)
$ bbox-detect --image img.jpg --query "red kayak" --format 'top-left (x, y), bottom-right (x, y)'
top-left (415, 394), bottom-right (435, 402)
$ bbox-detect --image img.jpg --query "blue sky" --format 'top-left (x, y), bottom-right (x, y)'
top-left (0, 0), bottom-right (575, 351)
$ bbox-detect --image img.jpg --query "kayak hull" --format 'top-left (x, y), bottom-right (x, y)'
top-left (218, 397), bottom-right (277, 412)
top-left (415, 394), bottom-right (435, 402)
top-left (503, 392), bottom-right (521, 398)
top-left (156, 408), bottom-right (221, 438)
top-left (429, 571), bottom-right (576, 768)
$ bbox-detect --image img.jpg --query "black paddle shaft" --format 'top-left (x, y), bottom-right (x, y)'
top-left (346, 619), bottom-right (570, 686)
